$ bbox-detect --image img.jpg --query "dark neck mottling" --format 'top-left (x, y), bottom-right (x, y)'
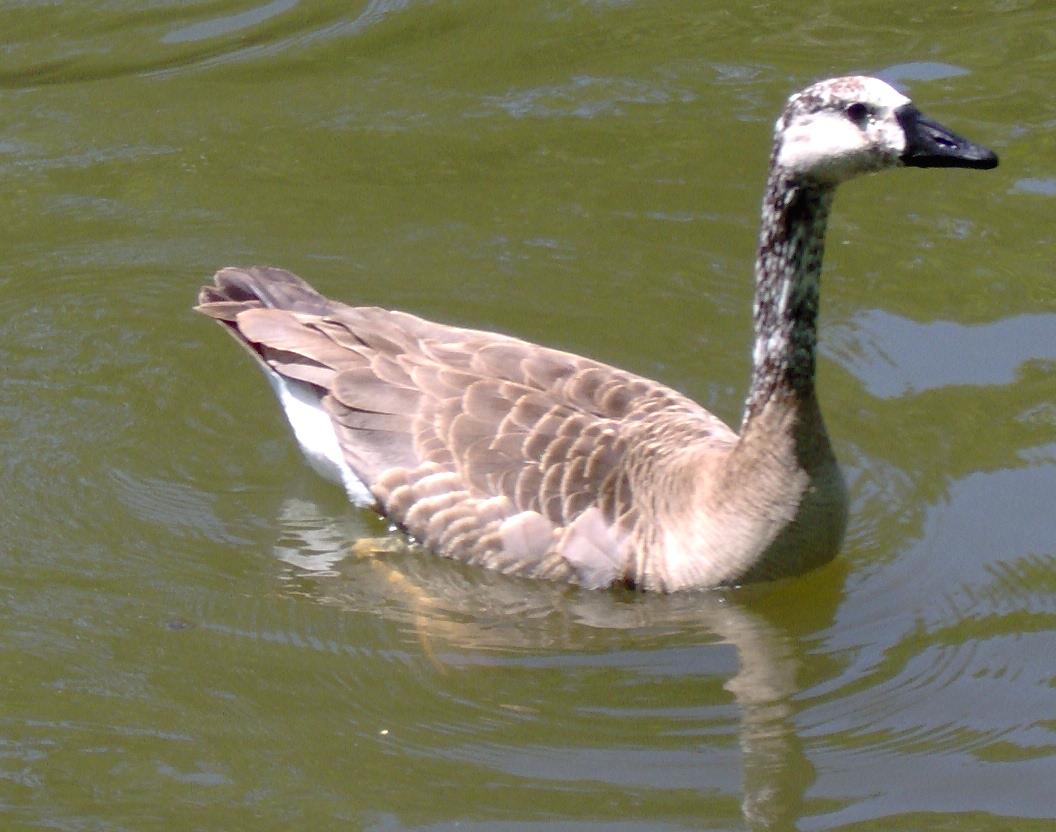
top-left (740, 168), bottom-right (834, 431)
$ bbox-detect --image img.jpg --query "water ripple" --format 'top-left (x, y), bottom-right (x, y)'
top-left (162, 0), bottom-right (300, 45)
top-left (0, 1), bottom-right (421, 86)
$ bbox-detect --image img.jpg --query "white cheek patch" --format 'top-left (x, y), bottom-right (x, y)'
top-left (776, 112), bottom-right (865, 173)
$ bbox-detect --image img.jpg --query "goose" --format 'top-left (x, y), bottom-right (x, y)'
top-left (196, 76), bottom-right (997, 591)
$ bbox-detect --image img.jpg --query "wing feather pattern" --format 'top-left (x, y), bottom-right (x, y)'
top-left (197, 266), bottom-right (735, 588)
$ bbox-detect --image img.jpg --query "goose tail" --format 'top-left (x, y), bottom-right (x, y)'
top-left (196, 265), bottom-right (332, 319)
top-left (194, 266), bottom-right (374, 504)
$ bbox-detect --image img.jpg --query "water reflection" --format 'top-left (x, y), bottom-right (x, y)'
top-left (826, 310), bottom-right (1056, 398)
top-left (270, 496), bottom-right (844, 829)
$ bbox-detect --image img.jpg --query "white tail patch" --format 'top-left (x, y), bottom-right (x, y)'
top-left (263, 370), bottom-right (374, 506)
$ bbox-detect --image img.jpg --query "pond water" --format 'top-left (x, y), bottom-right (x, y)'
top-left (2, 1), bottom-right (1054, 829)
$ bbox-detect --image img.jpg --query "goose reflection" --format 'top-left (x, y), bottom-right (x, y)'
top-left (269, 495), bottom-right (844, 828)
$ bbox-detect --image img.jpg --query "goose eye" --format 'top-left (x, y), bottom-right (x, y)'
top-left (846, 102), bottom-right (870, 126)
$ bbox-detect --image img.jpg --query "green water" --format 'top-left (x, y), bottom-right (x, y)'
top-left (2, 1), bottom-right (1054, 829)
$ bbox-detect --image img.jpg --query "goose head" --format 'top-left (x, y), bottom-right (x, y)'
top-left (773, 76), bottom-right (998, 185)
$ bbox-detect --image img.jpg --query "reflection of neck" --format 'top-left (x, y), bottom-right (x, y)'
top-left (709, 593), bottom-right (813, 829)
top-left (741, 170), bottom-right (833, 432)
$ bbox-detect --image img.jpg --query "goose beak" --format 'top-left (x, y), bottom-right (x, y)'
top-left (897, 105), bottom-right (999, 170)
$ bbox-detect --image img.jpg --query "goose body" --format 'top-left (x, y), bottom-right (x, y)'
top-left (196, 76), bottom-right (997, 591)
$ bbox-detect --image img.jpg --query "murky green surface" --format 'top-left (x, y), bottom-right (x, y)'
top-left (2, 1), bottom-right (1054, 829)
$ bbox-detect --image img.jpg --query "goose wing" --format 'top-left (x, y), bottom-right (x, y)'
top-left (197, 266), bottom-right (736, 587)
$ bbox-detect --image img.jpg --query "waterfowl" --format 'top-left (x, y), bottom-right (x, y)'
top-left (196, 76), bottom-right (997, 591)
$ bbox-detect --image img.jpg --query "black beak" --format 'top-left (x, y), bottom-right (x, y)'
top-left (897, 105), bottom-right (998, 170)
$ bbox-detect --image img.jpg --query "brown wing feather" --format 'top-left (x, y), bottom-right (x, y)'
top-left (196, 266), bottom-right (736, 588)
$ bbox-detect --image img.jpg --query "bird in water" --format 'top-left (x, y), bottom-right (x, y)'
top-left (196, 76), bottom-right (997, 591)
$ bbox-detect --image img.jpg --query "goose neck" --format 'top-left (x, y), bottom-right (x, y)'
top-left (741, 172), bottom-right (834, 432)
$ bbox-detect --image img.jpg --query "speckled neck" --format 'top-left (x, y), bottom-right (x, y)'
top-left (740, 166), bottom-right (834, 431)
